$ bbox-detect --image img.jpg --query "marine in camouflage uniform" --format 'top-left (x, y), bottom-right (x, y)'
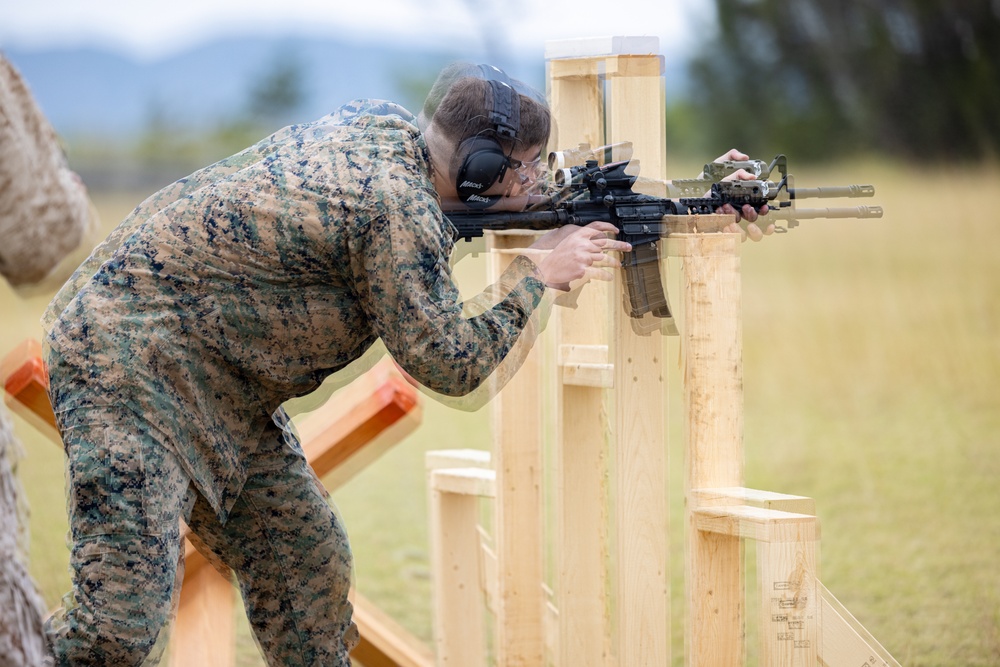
top-left (41, 94), bottom-right (552, 665)
top-left (39, 54), bottom-right (635, 663)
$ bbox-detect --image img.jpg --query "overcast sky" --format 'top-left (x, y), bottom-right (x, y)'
top-left (0, 0), bottom-right (709, 61)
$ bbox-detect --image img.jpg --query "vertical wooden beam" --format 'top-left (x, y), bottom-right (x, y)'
top-left (757, 519), bottom-right (820, 667)
top-left (428, 466), bottom-right (494, 667)
top-left (170, 563), bottom-right (235, 667)
top-left (486, 235), bottom-right (546, 667)
top-left (669, 231), bottom-right (746, 667)
top-left (605, 53), bottom-right (671, 667)
top-left (545, 57), bottom-right (605, 158)
top-left (425, 450), bottom-right (495, 667)
top-left (547, 56), bottom-right (613, 667)
top-left (553, 377), bottom-right (611, 665)
top-left (547, 41), bottom-right (671, 667)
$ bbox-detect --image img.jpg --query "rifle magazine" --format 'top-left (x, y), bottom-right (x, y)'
top-left (621, 243), bottom-right (673, 335)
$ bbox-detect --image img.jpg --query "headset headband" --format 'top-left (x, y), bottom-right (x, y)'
top-left (479, 64), bottom-right (519, 142)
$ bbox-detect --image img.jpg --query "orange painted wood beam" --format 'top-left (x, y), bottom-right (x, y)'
top-left (4, 340), bottom-right (431, 667)
top-left (1, 339), bottom-right (58, 438)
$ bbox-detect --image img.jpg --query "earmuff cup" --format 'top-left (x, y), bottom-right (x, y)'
top-left (455, 136), bottom-right (511, 209)
top-left (454, 64), bottom-right (520, 209)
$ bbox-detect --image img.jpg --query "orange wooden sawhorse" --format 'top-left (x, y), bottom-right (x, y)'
top-left (2, 338), bottom-right (433, 667)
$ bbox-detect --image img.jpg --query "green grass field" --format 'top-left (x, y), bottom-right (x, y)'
top-left (2, 158), bottom-right (998, 666)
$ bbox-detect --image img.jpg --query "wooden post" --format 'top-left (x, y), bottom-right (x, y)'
top-left (757, 518), bottom-right (820, 666)
top-left (428, 460), bottom-right (495, 667)
top-left (690, 495), bottom-right (819, 667)
top-left (170, 560), bottom-right (235, 667)
top-left (486, 234), bottom-right (546, 667)
top-left (668, 230), bottom-right (746, 667)
top-left (546, 46), bottom-right (614, 667)
top-left (547, 37), bottom-right (671, 667)
top-left (604, 52), bottom-right (671, 667)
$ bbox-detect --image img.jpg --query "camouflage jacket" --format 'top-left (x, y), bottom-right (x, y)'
top-left (45, 100), bottom-right (547, 522)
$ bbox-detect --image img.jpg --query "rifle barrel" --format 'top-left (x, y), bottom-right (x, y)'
top-left (770, 205), bottom-right (883, 220)
top-left (789, 184), bottom-right (875, 199)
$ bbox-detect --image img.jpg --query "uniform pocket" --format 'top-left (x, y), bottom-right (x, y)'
top-left (64, 408), bottom-right (182, 540)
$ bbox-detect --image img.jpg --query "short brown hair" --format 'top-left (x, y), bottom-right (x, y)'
top-left (424, 64), bottom-right (550, 154)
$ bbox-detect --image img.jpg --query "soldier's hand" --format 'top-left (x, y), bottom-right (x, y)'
top-left (722, 218), bottom-right (775, 242)
top-left (535, 221), bottom-right (631, 291)
top-left (715, 149), bottom-right (774, 242)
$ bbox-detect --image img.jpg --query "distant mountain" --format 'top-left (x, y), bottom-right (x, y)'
top-left (3, 36), bottom-right (690, 142)
top-left (2, 36), bottom-right (690, 191)
top-left (3, 36), bottom-right (548, 139)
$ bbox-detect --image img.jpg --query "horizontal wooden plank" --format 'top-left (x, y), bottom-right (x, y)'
top-left (562, 363), bottom-right (613, 388)
top-left (545, 36), bottom-right (660, 60)
top-left (694, 486), bottom-right (816, 515)
top-left (425, 449), bottom-right (491, 471)
top-left (693, 505), bottom-right (817, 542)
top-left (664, 226), bottom-right (742, 258)
top-left (431, 467), bottom-right (496, 498)
top-left (662, 214), bottom-right (735, 235)
top-left (546, 53), bottom-right (663, 79)
top-left (299, 372), bottom-right (422, 490)
top-left (558, 343), bottom-right (613, 388)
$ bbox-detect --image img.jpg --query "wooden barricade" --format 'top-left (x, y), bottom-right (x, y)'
top-left (427, 38), bottom-right (671, 667)
top-left (425, 36), bottom-right (901, 667)
top-left (4, 35), bottom-right (904, 667)
top-left (2, 342), bottom-right (432, 667)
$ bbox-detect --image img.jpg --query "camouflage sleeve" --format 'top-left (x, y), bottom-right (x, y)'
top-left (346, 187), bottom-right (546, 398)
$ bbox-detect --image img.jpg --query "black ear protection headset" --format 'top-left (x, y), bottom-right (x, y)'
top-left (455, 64), bottom-right (520, 209)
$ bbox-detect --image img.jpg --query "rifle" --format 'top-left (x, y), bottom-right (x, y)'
top-left (444, 144), bottom-right (883, 334)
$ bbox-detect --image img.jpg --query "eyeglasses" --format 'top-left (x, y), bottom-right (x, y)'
top-left (508, 157), bottom-right (543, 183)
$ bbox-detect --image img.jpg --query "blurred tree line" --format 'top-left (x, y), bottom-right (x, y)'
top-left (133, 51), bottom-right (307, 167)
top-left (671, 0), bottom-right (1000, 162)
top-left (128, 51), bottom-right (438, 173)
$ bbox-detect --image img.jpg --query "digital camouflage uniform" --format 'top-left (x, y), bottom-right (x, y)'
top-left (42, 100), bottom-right (547, 666)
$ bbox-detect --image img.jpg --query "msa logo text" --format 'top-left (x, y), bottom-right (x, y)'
top-left (459, 180), bottom-right (484, 189)
top-left (465, 194), bottom-right (491, 203)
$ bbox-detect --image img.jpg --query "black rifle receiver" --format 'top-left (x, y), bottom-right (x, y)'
top-left (444, 150), bottom-right (883, 334)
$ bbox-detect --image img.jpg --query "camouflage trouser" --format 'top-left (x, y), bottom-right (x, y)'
top-left (44, 402), bottom-right (358, 666)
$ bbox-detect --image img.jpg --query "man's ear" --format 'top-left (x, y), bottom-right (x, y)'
top-left (423, 123), bottom-right (460, 199)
